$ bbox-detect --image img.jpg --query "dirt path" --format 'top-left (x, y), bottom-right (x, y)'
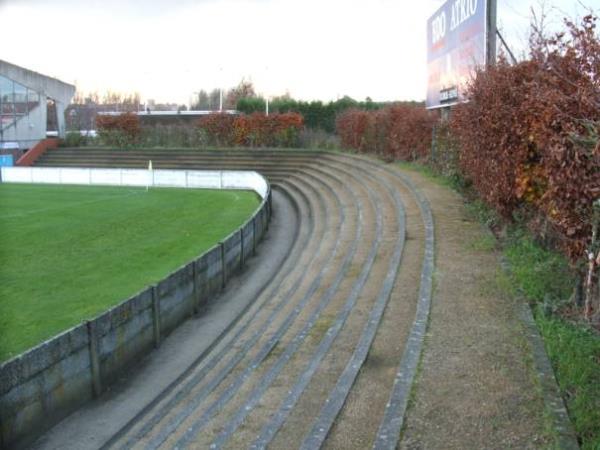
top-left (396, 167), bottom-right (549, 449)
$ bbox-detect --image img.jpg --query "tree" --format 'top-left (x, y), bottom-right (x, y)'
top-left (192, 90), bottom-right (210, 110)
top-left (224, 79), bottom-right (257, 109)
top-left (208, 88), bottom-right (221, 110)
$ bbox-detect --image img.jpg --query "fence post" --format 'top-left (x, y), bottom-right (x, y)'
top-left (151, 286), bottom-right (161, 348)
top-left (220, 242), bottom-right (226, 289)
top-left (192, 260), bottom-right (198, 316)
top-left (265, 197), bottom-right (271, 232)
top-left (86, 320), bottom-right (102, 397)
top-left (252, 216), bottom-right (257, 255)
top-left (240, 229), bottom-right (244, 270)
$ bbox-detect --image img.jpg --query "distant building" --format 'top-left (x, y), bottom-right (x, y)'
top-left (0, 60), bottom-right (75, 151)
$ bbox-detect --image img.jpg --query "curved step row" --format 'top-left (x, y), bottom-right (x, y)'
top-left (109, 180), bottom-right (324, 450)
top-left (232, 163), bottom-right (394, 450)
top-left (166, 169), bottom-right (370, 449)
top-left (180, 164), bottom-right (388, 449)
top-left (337, 155), bottom-right (435, 450)
top-left (114, 167), bottom-right (356, 447)
top-left (33, 149), bottom-right (433, 449)
top-left (140, 173), bottom-right (356, 450)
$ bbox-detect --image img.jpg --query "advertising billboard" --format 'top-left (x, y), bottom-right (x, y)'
top-left (426, 0), bottom-right (488, 109)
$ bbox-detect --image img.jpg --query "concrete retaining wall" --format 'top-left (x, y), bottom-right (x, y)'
top-left (0, 171), bottom-right (271, 449)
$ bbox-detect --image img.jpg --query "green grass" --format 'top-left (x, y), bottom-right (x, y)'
top-left (536, 312), bottom-right (600, 450)
top-left (464, 199), bottom-right (503, 231)
top-left (503, 231), bottom-right (599, 449)
top-left (0, 183), bottom-right (260, 362)
top-left (395, 160), bottom-right (465, 191)
top-left (395, 161), bottom-right (455, 188)
top-left (468, 233), bottom-right (497, 252)
top-left (504, 230), bottom-right (575, 310)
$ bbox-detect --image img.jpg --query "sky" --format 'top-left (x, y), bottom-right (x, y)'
top-left (0, 0), bottom-right (596, 105)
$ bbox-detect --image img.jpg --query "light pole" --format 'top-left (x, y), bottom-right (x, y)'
top-left (219, 67), bottom-right (223, 112)
top-left (264, 65), bottom-right (269, 116)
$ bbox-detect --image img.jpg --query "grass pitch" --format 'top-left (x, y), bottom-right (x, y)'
top-left (0, 183), bottom-right (260, 362)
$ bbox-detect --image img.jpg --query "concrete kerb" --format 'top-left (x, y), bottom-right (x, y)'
top-left (518, 296), bottom-right (580, 449)
top-left (0, 178), bottom-right (271, 450)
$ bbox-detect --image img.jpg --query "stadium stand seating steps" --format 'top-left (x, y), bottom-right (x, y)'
top-left (33, 148), bottom-right (326, 183)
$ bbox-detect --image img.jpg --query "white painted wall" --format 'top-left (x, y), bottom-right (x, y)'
top-left (0, 167), bottom-right (269, 198)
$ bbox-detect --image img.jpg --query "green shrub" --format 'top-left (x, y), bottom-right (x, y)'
top-left (139, 124), bottom-right (209, 148)
top-left (62, 131), bottom-right (89, 147)
top-left (298, 128), bottom-right (340, 150)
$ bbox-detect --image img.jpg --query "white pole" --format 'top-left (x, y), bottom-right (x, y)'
top-left (147, 160), bottom-right (153, 191)
top-left (219, 66), bottom-right (223, 112)
top-left (264, 65), bottom-right (269, 116)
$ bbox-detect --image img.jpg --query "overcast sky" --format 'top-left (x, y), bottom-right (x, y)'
top-left (0, 0), bottom-right (596, 104)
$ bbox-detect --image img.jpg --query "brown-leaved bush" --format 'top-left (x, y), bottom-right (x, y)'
top-left (451, 15), bottom-right (600, 262)
top-left (197, 112), bottom-right (304, 148)
top-left (95, 112), bottom-right (141, 147)
top-left (336, 106), bottom-right (436, 161)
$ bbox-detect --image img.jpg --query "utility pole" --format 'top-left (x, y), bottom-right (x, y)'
top-left (486, 0), bottom-right (497, 65)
